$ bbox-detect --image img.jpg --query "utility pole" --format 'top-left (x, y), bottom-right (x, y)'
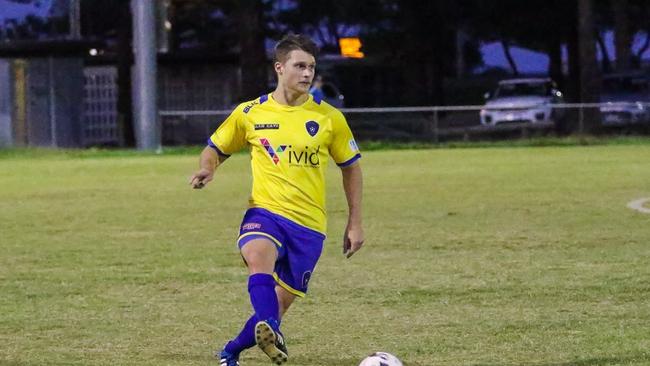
top-left (131, 0), bottom-right (160, 150)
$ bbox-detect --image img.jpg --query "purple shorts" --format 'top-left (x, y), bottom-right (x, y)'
top-left (237, 207), bottom-right (325, 297)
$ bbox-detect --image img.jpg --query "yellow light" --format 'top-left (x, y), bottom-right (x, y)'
top-left (339, 37), bottom-right (364, 58)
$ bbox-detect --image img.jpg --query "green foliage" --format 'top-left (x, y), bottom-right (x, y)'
top-left (2, 145), bottom-right (650, 365)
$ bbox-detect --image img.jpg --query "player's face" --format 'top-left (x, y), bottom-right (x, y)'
top-left (276, 50), bottom-right (316, 94)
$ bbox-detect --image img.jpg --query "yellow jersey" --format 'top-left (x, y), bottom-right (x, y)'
top-left (208, 93), bottom-right (361, 234)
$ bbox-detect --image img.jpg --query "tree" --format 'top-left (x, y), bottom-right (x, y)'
top-left (237, 0), bottom-right (268, 100)
top-left (359, 0), bottom-right (470, 106)
top-left (467, 0), bottom-right (575, 89)
top-left (169, 0), bottom-right (274, 100)
top-left (612, 0), bottom-right (633, 71)
top-left (577, 0), bottom-right (602, 133)
top-left (169, 0), bottom-right (239, 53)
top-left (595, 31), bottom-right (613, 73)
top-left (500, 40), bottom-right (519, 76)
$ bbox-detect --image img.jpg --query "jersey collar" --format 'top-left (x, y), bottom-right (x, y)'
top-left (268, 93), bottom-right (313, 111)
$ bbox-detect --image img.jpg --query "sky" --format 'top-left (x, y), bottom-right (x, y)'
top-left (478, 42), bottom-right (550, 74)
top-left (0, 0), bottom-right (55, 20)
top-left (481, 31), bottom-right (650, 75)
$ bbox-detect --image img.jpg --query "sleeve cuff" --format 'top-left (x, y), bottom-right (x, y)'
top-left (207, 138), bottom-right (231, 157)
top-left (336, 153), bottom-right (361, 167)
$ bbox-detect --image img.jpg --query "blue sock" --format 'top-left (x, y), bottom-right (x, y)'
top-left (248, 273), bottom-right (280, 330)
top-left (224, 314), bottom-right (257, 355)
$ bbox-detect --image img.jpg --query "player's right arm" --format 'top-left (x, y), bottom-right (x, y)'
top-left (189, 102), bottom-right (248, 189)
top-left (189, 147), bottom-right (228, 189)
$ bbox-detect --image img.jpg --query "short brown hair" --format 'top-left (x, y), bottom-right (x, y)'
top-left (274, 34), bottom-right (319, 63)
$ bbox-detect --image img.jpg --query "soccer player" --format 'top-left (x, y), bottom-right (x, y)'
top-left (189, 34), bottom-right (364, 366)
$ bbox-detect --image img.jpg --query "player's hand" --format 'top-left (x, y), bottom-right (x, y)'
top-left (189, 168), bottom-right (214, 189)
top-left (343, 223), bottom-right (364, 258)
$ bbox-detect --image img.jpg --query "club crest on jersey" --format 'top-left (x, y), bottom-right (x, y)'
top-left (305, 120), bottom-right (319, 137)
top-left (260, 138), bottom-right (287, 165)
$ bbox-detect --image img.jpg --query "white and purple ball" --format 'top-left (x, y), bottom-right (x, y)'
top-left (358, 352), bottom-right (403, 366)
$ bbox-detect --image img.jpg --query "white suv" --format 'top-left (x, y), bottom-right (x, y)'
top-left (480, 78), bottom-right (564, 126)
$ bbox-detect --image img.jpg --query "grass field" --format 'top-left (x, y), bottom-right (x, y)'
top-left (1, 141), bottom-right (650, 366)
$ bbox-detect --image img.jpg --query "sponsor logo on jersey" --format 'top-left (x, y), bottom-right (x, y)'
top-left (288, 145), bottom-right (320, 167)
top-left (260, 138), bottom-right (287, 165)
top-left (243, 100), bottom-right (259, 113)
top-left (254, 123), bottom-right (280, 130)
top-left (260, 138), bottom-right (320, 167)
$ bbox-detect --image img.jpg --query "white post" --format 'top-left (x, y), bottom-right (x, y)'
top-left (132, 0), bottom-right (160, 150)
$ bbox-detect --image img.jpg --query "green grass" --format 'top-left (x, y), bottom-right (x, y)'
top-left (1, 135), bottom-right (650, 160)
top-left (1, 143), bottom-right (650, 365)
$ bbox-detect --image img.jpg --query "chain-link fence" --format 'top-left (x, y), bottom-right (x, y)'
top-left (159, 102), bottom-right (650, 145)
top-left (83, 66), bottom-right (121, 146)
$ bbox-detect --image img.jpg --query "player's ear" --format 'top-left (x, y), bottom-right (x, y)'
top-left (274, 61), bottom-right (283, 75)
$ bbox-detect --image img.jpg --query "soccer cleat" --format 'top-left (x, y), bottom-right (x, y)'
top-left (255, 320), bottom-right (288, 365)
top-left (216, 349), bottom-right (240, 366)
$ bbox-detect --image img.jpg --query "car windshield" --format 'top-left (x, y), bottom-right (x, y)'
top-left (495, 82), bottom-right (549, 98)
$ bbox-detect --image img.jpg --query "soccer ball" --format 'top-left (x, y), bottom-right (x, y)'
top-left (358, 352), bottom-right (403, 366)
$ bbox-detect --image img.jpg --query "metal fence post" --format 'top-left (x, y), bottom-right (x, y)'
top-left (433, 109), bottom-right (439, 143)
top-left (48, 57), bottom-right (57, 147)
top-left (578, 105), bottom-right (584, 134)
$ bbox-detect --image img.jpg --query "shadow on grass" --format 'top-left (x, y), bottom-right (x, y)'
top-left (473, 353), bottom-right (650, 366)
top-left (159, 352), bottom-right (215, 362)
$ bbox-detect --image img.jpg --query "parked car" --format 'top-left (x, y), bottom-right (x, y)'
top-left (480, 78), bottom-right (564, 126)
top-left (600, 73), bottom-right (650, 126)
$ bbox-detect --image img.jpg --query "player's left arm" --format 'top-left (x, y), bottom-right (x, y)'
top-left (341, 161), bottom-right (364, 258)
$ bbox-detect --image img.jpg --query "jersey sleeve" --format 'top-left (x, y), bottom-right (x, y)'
top-left (207, 104), bottom-right (248, 156)
top-left (328, 110), bottom-right (361, 167)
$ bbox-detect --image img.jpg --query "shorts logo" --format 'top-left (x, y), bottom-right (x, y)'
top-left (260, 138), bottom-right (287, 165)
top-left (242, 222), bottom-right (262, 230)
top-left (302, 271), bottom-right (312, 288)
top-left (305, 121), bottom-right (319, 137)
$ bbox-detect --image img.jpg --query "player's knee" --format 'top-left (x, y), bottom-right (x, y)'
top-left (241, 239), bottom-right (278, 272)
top-left (243, 251), bottom-right (274, 273)
top-left (246, 257), bottom-right (272, 273)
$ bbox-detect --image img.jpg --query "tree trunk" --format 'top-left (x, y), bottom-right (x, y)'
top-left (547, 37), bottom-right (564, 90)
top-left (501, 40), bottom-right (519, 76)
top-left (595, 32), bottom-right (612, 74)
top-left (633, 31), bottom-right (650, 68)
top-left (612, 0), bottom-right (632, 72)
top-left (567, 12), bottom-right (581, 103)
top-left (577, 0), bottom-right (601, 133)
top-left (117, 0), bottom-right (134, 147)
top-left (237, 0), bottom-right (268, 100)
